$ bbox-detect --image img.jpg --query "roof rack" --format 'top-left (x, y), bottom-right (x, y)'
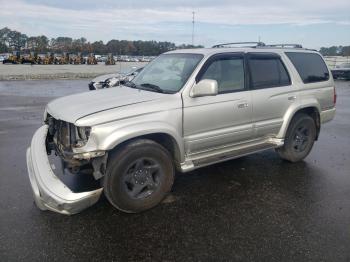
top-left (212, 42), bottom-right (266, 48)
top-left (262, 44), bottom-right (303, 48)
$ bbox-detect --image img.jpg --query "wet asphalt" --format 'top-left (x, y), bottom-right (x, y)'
top-left (0, 80), bottom-right (350, 261)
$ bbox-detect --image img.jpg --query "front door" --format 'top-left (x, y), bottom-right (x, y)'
top-left (182, 53), bottom-right (253, 156)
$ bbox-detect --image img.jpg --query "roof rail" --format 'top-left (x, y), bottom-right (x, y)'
top-left (262, 44), bottom-right (303, 48)
top-left (212, 42), bottom-right (266, 48)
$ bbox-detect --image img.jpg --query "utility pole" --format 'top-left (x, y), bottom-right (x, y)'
top-left (192, 11), bottom-right (195, 46)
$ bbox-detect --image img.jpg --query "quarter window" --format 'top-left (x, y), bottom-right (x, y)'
top-left (248, 54), bottom-right (291, 89)
top-left (285, 52), bottom-right (329, 83)
top-left (198, 55), bottom-right (245, 93)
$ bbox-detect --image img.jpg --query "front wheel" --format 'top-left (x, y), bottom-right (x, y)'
top-left (104, 139), bottom-right (174, 213)
top-left (276, 113), bottom-right (316, 162)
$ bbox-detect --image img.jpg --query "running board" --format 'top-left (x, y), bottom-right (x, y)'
top-left (180, 138), bottom-right (283, 172)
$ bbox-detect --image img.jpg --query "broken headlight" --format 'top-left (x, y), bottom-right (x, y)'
top-left (75, 126), bottom-right (91, 148)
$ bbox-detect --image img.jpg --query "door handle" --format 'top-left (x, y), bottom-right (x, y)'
top-left (237, 102), bottom-right (249, 109)
top-left (288, 95), bottom-right (296, 101)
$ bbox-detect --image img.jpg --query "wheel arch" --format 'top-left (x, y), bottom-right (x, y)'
top-left (278, 104), bottom-right (321, 140)
top-left (100, 124), bottom-right (184, 169)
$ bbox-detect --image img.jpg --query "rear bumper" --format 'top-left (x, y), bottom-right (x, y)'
top-left (321, 107), bottom-right (336, 124)
top-left (26, 125), bottom-right (103, 215)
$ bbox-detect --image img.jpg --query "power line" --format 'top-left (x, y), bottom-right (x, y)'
top-left (192, 11), bottom-right (195, 46)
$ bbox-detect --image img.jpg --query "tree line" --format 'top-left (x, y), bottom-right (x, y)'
top-left (2, 27), bottom-right (349, 56)
top-left (319, 46), bottom-right (350, 56)
top-left (0, 27), bottom-right (203, 56)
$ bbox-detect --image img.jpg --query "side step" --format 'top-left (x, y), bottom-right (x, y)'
top-left (180, 138), bottom-right (283, 172)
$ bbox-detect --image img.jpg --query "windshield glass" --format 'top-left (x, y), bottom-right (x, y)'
top-left (132, 53), bottom-right (203, 93)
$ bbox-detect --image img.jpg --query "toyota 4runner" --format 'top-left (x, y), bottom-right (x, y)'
top-left (26, 42), bottom-right (336, 215)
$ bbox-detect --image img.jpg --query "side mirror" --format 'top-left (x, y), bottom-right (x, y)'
top-left (191, 79), bottom-right (218, 98)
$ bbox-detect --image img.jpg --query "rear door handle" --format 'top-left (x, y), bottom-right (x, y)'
top-left (288, 96), bottom-right (296, 101)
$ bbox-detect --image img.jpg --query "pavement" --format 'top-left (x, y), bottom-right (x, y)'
top-left (0, 62), bottom-right (147, 80)
top-left (0, 80), bottom-right (350, 261)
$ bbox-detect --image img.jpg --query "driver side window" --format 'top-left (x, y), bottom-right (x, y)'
top-left (199, 55), bottom-right (245, 94)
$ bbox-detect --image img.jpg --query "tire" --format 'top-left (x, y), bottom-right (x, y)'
top-left (276, 113), bottom-right (316, 162)
top-left (103, 139), bottom-right (174, 213)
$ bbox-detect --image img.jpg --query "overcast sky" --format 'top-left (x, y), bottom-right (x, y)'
top-left (1, 0), bottom-right (349, 49)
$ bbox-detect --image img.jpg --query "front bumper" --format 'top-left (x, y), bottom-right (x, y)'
top-left (26, 125), bottom-right (103, 215)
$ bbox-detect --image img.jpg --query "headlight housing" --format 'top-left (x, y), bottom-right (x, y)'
top-left (74, 126), bottom-right (91, 148)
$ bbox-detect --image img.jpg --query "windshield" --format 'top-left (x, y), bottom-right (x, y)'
top-left (131, 53), bottom-right (203, 93)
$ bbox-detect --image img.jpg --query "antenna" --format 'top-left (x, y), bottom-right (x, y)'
top-left (192, 11), bottom-right (195, 46)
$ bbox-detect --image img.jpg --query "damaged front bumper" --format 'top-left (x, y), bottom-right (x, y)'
top-left (26, 125), bottom-right (103, 215)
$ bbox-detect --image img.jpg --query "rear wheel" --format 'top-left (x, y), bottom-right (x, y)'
top-left (276, 113), bottom-right (316, 162)
top-left (104, 139), bottom-right (174, 213)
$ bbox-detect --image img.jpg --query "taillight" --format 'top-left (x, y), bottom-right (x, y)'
top-left (333, 86), bottom-right (337, 105)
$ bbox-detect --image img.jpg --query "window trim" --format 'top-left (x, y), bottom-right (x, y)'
top-left (195, 52), bottom-right (248, 94)
top-left (246, 52), bottom-right (292, 90)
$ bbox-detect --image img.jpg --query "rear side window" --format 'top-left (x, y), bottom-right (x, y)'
top-left (248, 53), bottom-right (291, 89)
top-left (285, 52), bottom-right (329, 83)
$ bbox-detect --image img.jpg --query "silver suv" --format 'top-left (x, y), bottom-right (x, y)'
top-left (26, 43), bottom-right (336, 215)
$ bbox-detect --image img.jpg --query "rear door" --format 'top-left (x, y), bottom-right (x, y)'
top-left (247, 52), bottom-right (297, 138)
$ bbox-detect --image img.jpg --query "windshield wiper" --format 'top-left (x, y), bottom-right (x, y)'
top-left (140, 83), bottom-right (164, 93)
top-left (124, 81), bottom-right (167, 93)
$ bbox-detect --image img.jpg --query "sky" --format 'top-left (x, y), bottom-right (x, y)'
top-left (0, 0), bottom-right (349, 49)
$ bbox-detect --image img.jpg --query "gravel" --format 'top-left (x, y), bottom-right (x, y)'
top-left (0, 62), bottom-right (147, 80)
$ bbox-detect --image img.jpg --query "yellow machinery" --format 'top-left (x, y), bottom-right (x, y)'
top-left (105, 53), bottom-right (116, 65)
top-left (56, 52), bottom-right (70, 65)
top-left (43, 52), bottom-right (55, 65)
top-left (21, 52), bottom-right (41, 64)
top-left (71, 52), bottom-right (86, 64)
top-left (87, 53), bottom-right (97, 65)
top-left (2, 51), bottom-right (22, 64)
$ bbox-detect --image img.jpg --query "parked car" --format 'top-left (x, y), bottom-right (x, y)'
top-left (88, 67), bottom-right (143, 90)
top-left (27, 43), bottom-right (336, 215)
top-left (331, 63), bottom-right (350, 80)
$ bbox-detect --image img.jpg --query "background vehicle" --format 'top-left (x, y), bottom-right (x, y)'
top-left (2, 51), bottom-right (21, 64)
top-left (87, 53), bottom-right (98, 65)
top-left (331, 63), bottom-right (350, 80)
top-left (56, 52), bottom-right (70, 64)
top-left (21, 52), bottom-right (41, 64)
top-left (88, 67), bottom-right (143, 90)
top-left (27, 43), bottom-right (336, 215)
top-left (70, 52), bottom-right (85, 64)
top-left (105, 53), bottom-right (116, 65)
top-left (42, 52), bottom-right (56, 64)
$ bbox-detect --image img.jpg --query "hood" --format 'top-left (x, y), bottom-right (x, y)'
top-left (46, 86), bottom-right (165, 124)
top-left (91, 73), bottom-right (122, 83)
